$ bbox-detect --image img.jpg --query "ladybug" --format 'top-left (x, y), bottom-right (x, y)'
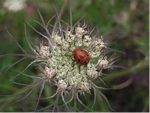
top-left (73, 49), bottom-right (90, 65)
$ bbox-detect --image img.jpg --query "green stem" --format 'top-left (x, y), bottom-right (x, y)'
top-left (72, 89), bottom-right (77, 112)
top-left (74, 97), bottom-right (77, 111)
top-left (102, 58), bottom-right (148, 80)
top-left (0, 84), bottom-right (18, 92)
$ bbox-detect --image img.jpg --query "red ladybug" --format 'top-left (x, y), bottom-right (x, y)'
top-left (73, 49), bottom-right (90, 65)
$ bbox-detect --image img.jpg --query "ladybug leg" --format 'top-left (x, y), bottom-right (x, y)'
top-left (84, 61), bottom-right (89, 65)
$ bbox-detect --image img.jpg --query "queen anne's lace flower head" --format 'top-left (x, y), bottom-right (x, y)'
top-left (42, 27), bottom-right (106, 91)
top-left (1, 1), bottom-right (126, 112)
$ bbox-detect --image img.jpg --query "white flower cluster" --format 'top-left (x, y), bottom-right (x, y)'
top-left (38, 26), bottom-right (109, 93)
top-left (3, 0), bottom-right (26, 12)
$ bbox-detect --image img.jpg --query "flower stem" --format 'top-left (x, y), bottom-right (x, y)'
top-left (102, 58), bottom-right (148, 80)
top-left (53, 0), bottom-right (69, 30)
top-left (0, 84), bottom-right (18, 92)
top-left (72, 89), bottom-right (77, 112)
top-left (74, 97), bottom-right (77, 111)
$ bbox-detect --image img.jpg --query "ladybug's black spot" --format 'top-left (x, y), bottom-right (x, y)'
top-left (78, 59), bottom-right (80, 62)
top-left (87, 54), bottom-right (89, 56)
top-left (74, 56), bottom-right (75, 58)
top-left (80, 50), bottom-right (83, 52)
top-left (82, 55), bottom-right (85, 58)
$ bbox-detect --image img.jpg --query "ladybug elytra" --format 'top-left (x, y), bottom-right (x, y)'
top-left (73, 49), bottom-right (90, 65)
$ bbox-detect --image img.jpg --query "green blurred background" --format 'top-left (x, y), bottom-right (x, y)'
top-left (0, 0), bottom-right (149, 112)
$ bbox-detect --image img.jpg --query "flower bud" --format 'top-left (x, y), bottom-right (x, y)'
top-left (87, 70), bottom-right (98, 79)
top-left (98, 57), bottom-right (109, 68)
top-left (58, 80), bottom-right (68, 91)
top-left (40, 46), bottom-right (50, 57)
top-left (44, 66), bottom-right (55, 78)
top-left (80, 82), bottom-right (90, 92)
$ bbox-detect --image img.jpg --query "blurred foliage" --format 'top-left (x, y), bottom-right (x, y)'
top-left (0, 0), bottom-right (149, 112)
